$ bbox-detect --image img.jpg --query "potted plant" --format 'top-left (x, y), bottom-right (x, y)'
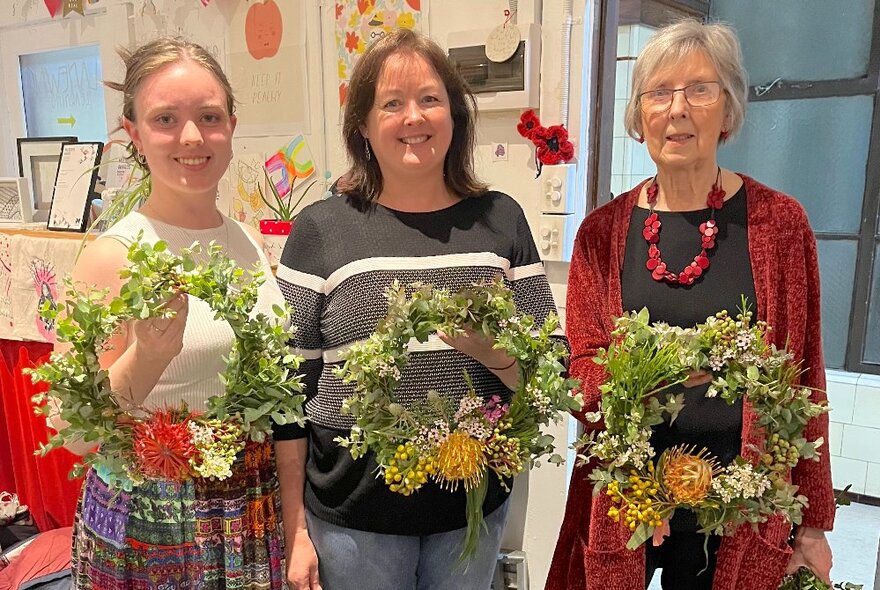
top-left (257, 169), bottom-right (325, 265)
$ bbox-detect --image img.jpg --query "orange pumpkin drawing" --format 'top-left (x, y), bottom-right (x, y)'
top-left (245, 0), bottom-right (283, 60)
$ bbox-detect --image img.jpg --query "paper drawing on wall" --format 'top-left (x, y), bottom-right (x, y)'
top-left (265, 135), bottom-right (315, 200)
top-left (0, 234), bottom-right (13, 330)
top-left (336, 0), bottom-right (421, 106)
top-left (30, 258), bottom-right (58, 341)
top-left (227, 154), bottom-right (267, 229)
top-left (0, 178), bottom-right (32, 223)
top-left (229, 0), bottom-right (307, 136)
top-left (246, 0), bottom-right (283, 59)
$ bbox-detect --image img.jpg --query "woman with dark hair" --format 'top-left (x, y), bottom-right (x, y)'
top-left (273, 29), bottom-right (563, 590)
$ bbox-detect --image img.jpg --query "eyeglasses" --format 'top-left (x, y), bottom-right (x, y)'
top-left (638, 81), bottom-right (722, 114)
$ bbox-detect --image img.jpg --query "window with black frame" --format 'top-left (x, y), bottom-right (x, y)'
top-left (713, 0), bottom-right (880, 374)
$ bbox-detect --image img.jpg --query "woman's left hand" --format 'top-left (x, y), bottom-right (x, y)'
top-left (785, 527), bottom-right (833, 584)
top-left (437, 327), bottom-right (509, 369)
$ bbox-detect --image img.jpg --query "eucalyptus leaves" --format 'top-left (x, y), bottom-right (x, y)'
top-left (579, 301), bottom-right (829, 549)
top-left (335, 278), bottom-right (582, 558)
top-left (28, 238), bottom-right (306, 487)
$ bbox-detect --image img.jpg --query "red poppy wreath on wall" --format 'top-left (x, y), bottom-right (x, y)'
top-left (516, 110), bottom-right (575, 177)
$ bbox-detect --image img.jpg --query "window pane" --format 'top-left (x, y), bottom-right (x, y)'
top-left (19, 44), bottom-right (108, 142)
top-left (817, 240), bottom-right (858, 369)
top-left (719, 96), bottom-right (872, 234)
top-left (710, 0), bottom-right (875, 82)
top-left (864, 242), bottom-right (880, 365)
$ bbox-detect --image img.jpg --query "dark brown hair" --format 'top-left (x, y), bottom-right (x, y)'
top-left (336, 29), bottom-right (488, 202)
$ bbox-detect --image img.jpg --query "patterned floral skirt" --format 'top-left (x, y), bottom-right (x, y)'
top-left (71, 441), bottom-right (285, 590)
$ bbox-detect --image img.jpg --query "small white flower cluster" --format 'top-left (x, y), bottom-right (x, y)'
top-left (454, 395), bottom-right (484, 422)
top-left (709, 343), bottom-right (737, 370)
top-left (415, 420), bottom-right (450, 455)
top-left (711, 463), bottom-right (771, 503)
top-left (736, 330), bottom-right (754, 350)
top-left (188, 422), bottom-right (237, 480)
top-left (459, 417), bottom-right (491, 441)
top-left (594, 429), bottom-right (654, 469)
top-left (375, 357), bottom-right (402, 380)
top-left (526, 384), bottom-right (552, 418)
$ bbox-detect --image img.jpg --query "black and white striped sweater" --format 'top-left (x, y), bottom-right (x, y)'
top-left (273, 191), bottom-right (564, 535)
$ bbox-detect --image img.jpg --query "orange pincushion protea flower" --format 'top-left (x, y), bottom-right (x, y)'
top-left (659, 446), bottom-right (719, 505)
top-left (132, 409), bottom-right (197, 481)
top-left (435, 431), bottom-right (488, 491)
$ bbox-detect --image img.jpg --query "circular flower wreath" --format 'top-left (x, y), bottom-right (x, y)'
top-left (579, 301), bottom-right (829, 549)
top-left (335, 278), bottom-right (582, 558)
top-left (28, 238), bottom-right (306, 488)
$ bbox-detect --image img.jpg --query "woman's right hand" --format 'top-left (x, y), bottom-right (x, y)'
top-left (131, 292), bottom-right (188, 363)
top-left (682, 370), bottom-right (712, 388)
top-left (286, 528), bottom-right (322, 590)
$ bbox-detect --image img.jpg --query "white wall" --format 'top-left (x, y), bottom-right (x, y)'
top-left (827, 371), bottom-right (880, 498)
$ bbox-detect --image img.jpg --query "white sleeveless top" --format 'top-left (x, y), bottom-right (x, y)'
top-left (100, 212), bottom-right (287, 410)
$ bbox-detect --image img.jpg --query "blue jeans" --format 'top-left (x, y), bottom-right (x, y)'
top-left (305, 500), bottom-right (510, 590)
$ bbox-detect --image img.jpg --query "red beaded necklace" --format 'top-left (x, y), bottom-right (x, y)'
top-left (642, 168), bottom-right (726, 286)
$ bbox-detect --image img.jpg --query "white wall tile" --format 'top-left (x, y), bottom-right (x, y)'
top-left (831, 456), bottom-right (868, 494)
top-left (610, 174), bottom-right (624, 198)
top-left (612, 138), bottom-right (626, 175)
top-left (857, 373), bottom-right (880, 389)
top-left (634, 24), bottom-right (657, 53)
top-left (615, 60), bottom-right (629, 100)
top-left (617, 26), bottom-right (631, 57)
top-left (866, 462), bottom-right (880, 497)
top-left (613, 98), bottom-right (627, 139)
top-left (827, 379), bottom-right (856, 424)
top-left (840, 424), bottom-right (880, 463)
top-left (852, 381), bottom-right (880, 429)
top-left (827, 369), bottom-right (860, 386)
top-left (828, 421), bottom-right (844, 456)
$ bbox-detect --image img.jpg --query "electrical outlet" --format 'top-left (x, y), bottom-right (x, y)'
top-left (540, 163), bottom-right (576, 214)
top-left (538, 214), bottom-right (567, 261)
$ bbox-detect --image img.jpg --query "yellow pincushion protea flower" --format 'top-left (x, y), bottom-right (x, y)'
top-left (660, 446), bottom-right (719, 505)
top-left (435, 431), bottom-right (488, 491)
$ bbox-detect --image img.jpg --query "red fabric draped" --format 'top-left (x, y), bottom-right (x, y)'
top-left (0, 340), bottom-right (81, 531)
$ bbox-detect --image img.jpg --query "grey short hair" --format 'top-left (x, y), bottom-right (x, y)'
top-left (624, 19), bottom-right (748, 144)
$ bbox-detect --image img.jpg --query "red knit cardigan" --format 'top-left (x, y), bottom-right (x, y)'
top-left (546, 175), bottom-right (835, 590)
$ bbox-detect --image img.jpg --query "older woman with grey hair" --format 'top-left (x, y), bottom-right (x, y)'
top-left (547, 19), bottom-right (834, 590)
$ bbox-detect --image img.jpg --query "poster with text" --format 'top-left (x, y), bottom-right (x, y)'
top-left (228, 0), bottom-right (309, 137)
top-left (336, 0), bottom-right (421, 107)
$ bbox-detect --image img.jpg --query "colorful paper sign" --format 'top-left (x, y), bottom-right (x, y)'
top-left (265, 135), bottom-right (316, 199)
top-left (335, 0), bottom-right (421, 106)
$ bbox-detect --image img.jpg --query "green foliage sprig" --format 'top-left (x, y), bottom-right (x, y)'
top-left (28, 238), bottom-right (306, 487)
top-left (779, 567), bottom-right (863, 590)
top-left (335, 278), bottom-right (582, 558)
top-left (579, 300), bottom-right (829, 549)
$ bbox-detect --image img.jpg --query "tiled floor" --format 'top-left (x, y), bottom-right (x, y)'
top-left (647, 501), bottom-right (880, 589)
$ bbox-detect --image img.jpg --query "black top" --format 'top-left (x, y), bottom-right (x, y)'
top-left (621, 184), bottom-right (754, 531)
top-left (274, 191), bottom-right (563, 535)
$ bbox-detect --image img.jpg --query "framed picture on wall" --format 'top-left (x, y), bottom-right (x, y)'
top-left (47, 141), bottom-right (103, 233)
top-left (0, 177), bottom-right (32, 224)
top-left (16, 136), bottom-right (77, 223)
